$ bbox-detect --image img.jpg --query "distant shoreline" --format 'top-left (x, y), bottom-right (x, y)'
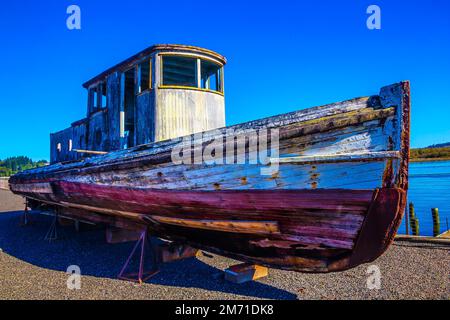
top-left (411, 157), bottom-right (450, 163)
top-left (410, 145), bottom-right (450, 163)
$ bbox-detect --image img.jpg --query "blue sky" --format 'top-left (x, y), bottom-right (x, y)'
top-left (0, 0), bottom-right (449, 161)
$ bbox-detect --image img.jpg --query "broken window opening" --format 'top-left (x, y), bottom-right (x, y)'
top-left (92, 88), bottom-right (98, 110)
top-left (88, 88), bottom-right (96, 113)
top-left (100, 82), bottom-right (107, 108)
top-left (124, 68), bottom-right (136, 148)
top-left (88, 83), bottom-right (106, 113)
top-left (138, 59), bottom-right (151, 93)
top-left (201, 60), bottom-right (222, 92)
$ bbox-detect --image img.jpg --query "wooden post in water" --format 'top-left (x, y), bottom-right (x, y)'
top-left (408, 202), bottom-right (415, 221)
top-left (409, 203), bottom-right (419, 236)
top-left (431, 208), bottom-right (440, 237)
top-left (412, 218), bottom-right (419, 236)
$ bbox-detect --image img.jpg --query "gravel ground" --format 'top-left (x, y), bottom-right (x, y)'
top-left (0, 189), bottom-right (448, 300)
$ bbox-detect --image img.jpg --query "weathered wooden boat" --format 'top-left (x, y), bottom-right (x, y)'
top-left (8, 45), bottom-right (410, 273)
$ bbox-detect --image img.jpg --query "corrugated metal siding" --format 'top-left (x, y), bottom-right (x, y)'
top-left (155, 89), bottom-right (225, 141)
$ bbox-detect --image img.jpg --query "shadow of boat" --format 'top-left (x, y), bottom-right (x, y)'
top-left (0, 211), bottom-right (297, 300)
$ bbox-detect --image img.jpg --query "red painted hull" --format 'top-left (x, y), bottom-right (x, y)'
top-left (18, 181), bottom-right (406, 272)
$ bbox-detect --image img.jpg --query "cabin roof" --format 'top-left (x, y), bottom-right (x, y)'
top-left (82, 44), bottom-right (227, 89)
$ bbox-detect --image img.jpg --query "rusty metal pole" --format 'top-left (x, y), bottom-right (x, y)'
top-left (138, 231), bottom-right (146, 285)
top-left (21, 199), bottom-right (29, 226)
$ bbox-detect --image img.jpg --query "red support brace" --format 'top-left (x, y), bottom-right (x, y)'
top-left (117, 229), bottom-right (160, 284)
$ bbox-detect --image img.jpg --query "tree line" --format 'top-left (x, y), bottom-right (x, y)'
top-left (0, 156), bottom-right (48, 177)
top-left (410, 146), bottom-right (450, 161)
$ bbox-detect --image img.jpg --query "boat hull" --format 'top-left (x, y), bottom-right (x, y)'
top-left (9, 81), bottom-right (410, 272)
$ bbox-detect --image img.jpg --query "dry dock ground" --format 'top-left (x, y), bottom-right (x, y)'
top-left (0, 189), bottom-right (448, 300)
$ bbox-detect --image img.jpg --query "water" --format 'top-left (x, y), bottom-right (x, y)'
top-left (397, 160), bottom-right (450, 236)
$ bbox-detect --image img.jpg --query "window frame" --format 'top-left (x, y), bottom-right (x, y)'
top-left (88, 82), bottom-right (107, 113)
top-left (200, 59), bottom-right (223, 92)
top-left (159, 54), bottom-right (224, 95)
top-left (99, 82), bottom-right (107, 108)
top-left (137, 58), bottom-right (153, 95)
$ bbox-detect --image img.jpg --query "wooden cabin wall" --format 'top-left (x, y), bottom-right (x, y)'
top-left (106, 72), bottom-right (122, 151)
top-left (72, 123), bottom-right (87, 160)
top-left (136, 90), bottom-right (156, 145)
top-left (86, 110), bottom-right (109, 152)
top-left (50, 127), bottom-right (73, 163)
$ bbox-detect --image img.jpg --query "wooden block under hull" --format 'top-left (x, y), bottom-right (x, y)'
top-left (106, 227), bottom-right (143, 244)
top-left (224, 263), bottom-right (269, 284)
top-left (156, 242), bottom-right (200, 263)
top-left (58, 217), bottom-right (75, 227)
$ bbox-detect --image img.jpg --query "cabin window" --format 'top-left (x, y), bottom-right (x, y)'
top-left (68, 139), bottom-right (73, 152)
top-left (89, 83), bottom-right (106, 112)
top-left (123, 69), bottom-right (136, 148)
top-left (57, 143), bottom-right (62, 153)
top-left (94, 88), bottom-right (99, 110)
top-left (162, 56), bottom-right (197, 88)
top-left (138, 60), bottom-right (151, 93)
top-left (100, 82), bottom-right (107, 108)
top-left (88, 88), bottom-right (97, 111)
top-left (201, 60), bottom-right (222, 92)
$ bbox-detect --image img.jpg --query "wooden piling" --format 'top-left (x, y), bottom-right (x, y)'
top-left (431, 208), bottom-right (440, 237)
top-left (411, 218), bottom-right (419, 236)
top-left (408, 203), bottom-right (419, 236)
top-left (408, 202), bottom-right (415, 220)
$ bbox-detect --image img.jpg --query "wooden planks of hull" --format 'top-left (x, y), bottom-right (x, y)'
top-left (22, 181), bottom-right (372, 260)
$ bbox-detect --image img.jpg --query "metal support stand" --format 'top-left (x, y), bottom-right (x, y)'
top-left (44, 213), bottom-right (59, 242)
top-left (20, 199), bottom-right (30, 226)
top-left (118, 229), bottom-right (160, 284)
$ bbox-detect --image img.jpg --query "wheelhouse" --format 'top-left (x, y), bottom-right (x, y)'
top-left (50, 44), bottom-right (226, 164)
